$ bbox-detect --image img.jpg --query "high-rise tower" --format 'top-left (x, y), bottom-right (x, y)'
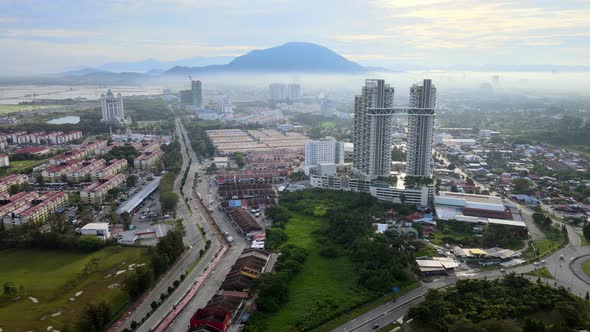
top-left (100, 89), bottom-right (125, 124)
top-left (406, 79), bottom-right (436, 177)
top-left (191, 80), bottom-right (202, 108)
top-left (352, 79), bottom-right (395, 179)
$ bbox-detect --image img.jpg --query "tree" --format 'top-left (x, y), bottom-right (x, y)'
top-left (265, 228), bottom-right (288, 250)
top-left (391, 147), bottom-right (406, 162)
top-left (512, 178), bottom-right (532, 194)
top-left (3, 282), bottom-right (17, 296)
top-left (583, 222), bottom-right (590, 241)
top-left (126, 174), bottom-right (138, 188)
top-left (160, 192), bottom-right (179, 212)
top-left (121, 212), bottom-right (132, 230)
top-left (234, 152), bottom-right (245, 168)
top-left (206, 163), bottom-right (217, 174)
top-left (76, 301), bottom-right (111, 332)
top-left (264, 205), bottom-right (291, 225)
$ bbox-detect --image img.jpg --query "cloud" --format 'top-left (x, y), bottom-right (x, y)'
top-left (0, 16), bottom-right (17, 23)
top-left (372, 1), bottom-right (590, 51)
top-left (1, 29), bottom-right (101, 39)
top-left (331, 34), bottom-right (393, 42)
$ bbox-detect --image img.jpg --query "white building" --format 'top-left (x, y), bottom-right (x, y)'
top-left (80, 222), bottom-right (111, 240)
top-left (406, 79), bottom-right (436, 178)
top-left (100, 89), bottom-right (126, 124)
top-left (304, 137), bottom-right (344, 175)
top-left (287, 84), bottom-right (301, 100)
top-left (310, 174), bottom-right (432, 207)
top-left (269, 83), bottom-right (286, 100)
top-left (0, 154), bottom-right (9, 168)
top-left (352, 79), bottom-right (395, 180)
top-left (219, 100), bottom-right (233, 114)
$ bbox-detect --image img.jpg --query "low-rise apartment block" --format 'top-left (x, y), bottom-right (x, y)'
top-left (90, 159), bottom-right (127, 180)
top-left (80, 173), bottom-right (125, 204)
top-left (0, 174), bottom-right (28, 192)
top-left (134, 143), bottom-right (163, 171)
top-left (1, 191), bottom-right (68, 228)
top-left (0, 130), bottom-right (82, 145)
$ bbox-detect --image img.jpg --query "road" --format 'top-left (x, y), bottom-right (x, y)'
top-left (111, 118), bottom-right (214, 332)
top-left (161, 117), bottom-right (250, 332)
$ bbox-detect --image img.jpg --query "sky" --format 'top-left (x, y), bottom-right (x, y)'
top-left (1, 0), bottom-right (590, 75)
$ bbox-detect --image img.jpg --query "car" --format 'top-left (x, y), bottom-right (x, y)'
top-left (372, 324), bottom-right (380, 329)
top-left (560, 255), bottom-right (565, 260)
top-left (500, 268), bottom-right (506, 273)
top-left (255, 212), bottom-right (261, 217)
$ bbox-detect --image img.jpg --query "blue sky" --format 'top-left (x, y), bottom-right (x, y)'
top-left (1, 0), bottom-right (589, 75)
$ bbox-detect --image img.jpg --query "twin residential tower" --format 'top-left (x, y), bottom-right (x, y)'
top-left (352, 79), bottom-right (436, 180)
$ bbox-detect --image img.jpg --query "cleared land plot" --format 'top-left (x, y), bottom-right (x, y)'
top-left (0, 246), bottom-right (148, 331)
top-left (264, 214), bottom-right (375, 331)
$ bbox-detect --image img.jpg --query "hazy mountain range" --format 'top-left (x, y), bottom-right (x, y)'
top-left (1, 42), bottom-right (589, 85)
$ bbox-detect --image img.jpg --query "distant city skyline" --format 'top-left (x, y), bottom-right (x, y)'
top-left (1, 0), bottom-right (589, 75)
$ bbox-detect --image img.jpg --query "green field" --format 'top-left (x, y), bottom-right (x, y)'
top-left (0, 104), bottom-right (61, 114)
top-left (264, 214), bottom-right (375, 331)
top-left (0, 246), bottom-right (148, 331)
top-left (525, 267), bottom-right (554, 279)
top-left (582, 259), bottom-right (590, 278)
top-left (9, 159), bottom-right (44, 170)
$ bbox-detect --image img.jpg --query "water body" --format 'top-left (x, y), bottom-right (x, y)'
top-left (46, 115), bottom-right (80, 124)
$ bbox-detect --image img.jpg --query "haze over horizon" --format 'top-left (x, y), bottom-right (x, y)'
top-left (1, 0), bottom-right (590, 75)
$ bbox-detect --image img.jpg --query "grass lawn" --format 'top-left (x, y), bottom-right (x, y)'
top-left (0, 246), bottom-right (148, 331)
top-left (582, 260), bottom-right (590, 278)
top-left (9, 159), bottom-right (43, 170)
top-left (264, 213), bottom-right (376, 332)
top-left (415, 245), bottom-right (437, 257)
top-left (523, 226), bottom-right (566, 261)
top-left (525, 267), bottom-right (554, 279)
top-left (320, 121), bottom-right (336, 129)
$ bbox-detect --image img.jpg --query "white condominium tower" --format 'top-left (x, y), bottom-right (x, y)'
top-left (286, 84), bottom-right (301, 100)
top-left (269, 83), bottom-right (286, 100)
top-left (100, 89), bottom-right (125, 124)
top-left (352, 79), bottom-right (395, 180)
top-left (304, 137), bottom-right (344, 173)
top-left (406, 79), bottom-right (436, 177)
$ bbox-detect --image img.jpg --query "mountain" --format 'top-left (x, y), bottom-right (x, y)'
top-left (61, 67), bottom-right (109, 76)
top-left (97, 56), bottom-right (234, 73)
top-left (164, 42), bottom-right (364, 75)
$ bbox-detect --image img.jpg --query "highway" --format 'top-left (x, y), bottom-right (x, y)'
top-left (111, 116), bottom-right (244, 332)
top-left (162, 118), bottom-right (249, 332)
